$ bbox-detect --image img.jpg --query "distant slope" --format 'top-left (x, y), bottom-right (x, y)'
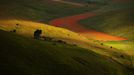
top-left (113, 0), bottom-right (134, 3)
top-left (52, 0), bottom-right (85, 6)
top-left (80, 9), bottom-right (134, 39)
top-left (0, 0), bottom-right (96, 23)
top-left (0, 30), bottom-right (134, 75)
top-left (65, 0), bottom-right (133, 3)
top-left (65, 0), bottom-right (112, 3)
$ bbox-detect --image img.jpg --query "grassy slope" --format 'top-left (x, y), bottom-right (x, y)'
top-left (0, 0), bottom-right (133, 74)
top-left (104, 40), bottom-right (134, 56)
top-left (103, 40), bottom-right (134, 67)
top-left (0, 29), bottom-right (134, 75)
top-left (0, 0), bottom-right (98, 23)
top-left (80, 8), bottom-right (134, 39)
top-left (79, 4), bottom-right (134, 65)
top-left (65, 0), bottom-right (112, 3)
top-left (66, 0), bottom-right (134, 3)
top-left (103, 40), bottom-right (134, 52)
top-left (1, 19), bottom-right (134, 69)
top-left (0, 19), bottom-right (90, 46)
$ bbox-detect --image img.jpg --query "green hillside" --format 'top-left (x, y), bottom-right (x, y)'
top-left (80, 9), bottom-right (134, 39)
top-left (103, 40), bottom-right (134, 51)
top-left (0, 30), bottom-right (134, 75)
top-left (65, 0), bottom-right (112, 3)
top-left (0, 0), bottom-right (134, 75)
top-left (0, 0), bottom-right (98, 23)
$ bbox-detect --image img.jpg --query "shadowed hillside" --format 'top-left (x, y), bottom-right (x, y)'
top-left (1, 30), bottom-right (134, 75)
top-left (0, 0), bottom-right (134, 75)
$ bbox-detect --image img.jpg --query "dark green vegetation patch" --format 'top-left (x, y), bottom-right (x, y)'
top-left (0, 30), bottom-right (134, 75)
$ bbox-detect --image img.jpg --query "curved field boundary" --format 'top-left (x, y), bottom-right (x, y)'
top-left (49, 12), bottom-right (127, 41)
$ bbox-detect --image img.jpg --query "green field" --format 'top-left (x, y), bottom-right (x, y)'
top-left (65, 0), bottom-right (112, 4)
top-left (103, 40), bottom-right (134, 64)
top-left (103, 40), bottom-right (134, 51)
top-left (0, 0), bottom-right (100, 23)
top-left (79, 2), bottom-right (134, 68)
top-left (0, 29), bottom-right (134, 75)
top-left (80, 8), bottom-right (134, 39)
top-left (0, 0), bottom-right (134, 75)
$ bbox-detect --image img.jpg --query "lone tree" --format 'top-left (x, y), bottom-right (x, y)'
top-left (101, 43), bottom-right (103, 45)
top-left (34, 29), bottom-right (42, 39)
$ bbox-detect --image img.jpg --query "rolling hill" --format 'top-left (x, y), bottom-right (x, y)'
top-left (0, 0), bottom-right (98, 23)
top-left (0, 0), bottom-right (134, 69)
top-left (0, 19), bottom-right (134, 69)
top-left (0, 0), bottom-right (134, 75)
top-left (80, 9), bottom-right (134, 39)
top-left (0, 19), bottom-right (90, 45)
top-left (0, 29), bottom-right (134, 75)
top-left (65, 0), bottom-right (133, 3)
top-left (65, 0), bottom-right (112, 3)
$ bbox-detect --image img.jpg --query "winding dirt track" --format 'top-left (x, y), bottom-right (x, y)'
top-left (49, 12), bottom-right (127, 41)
